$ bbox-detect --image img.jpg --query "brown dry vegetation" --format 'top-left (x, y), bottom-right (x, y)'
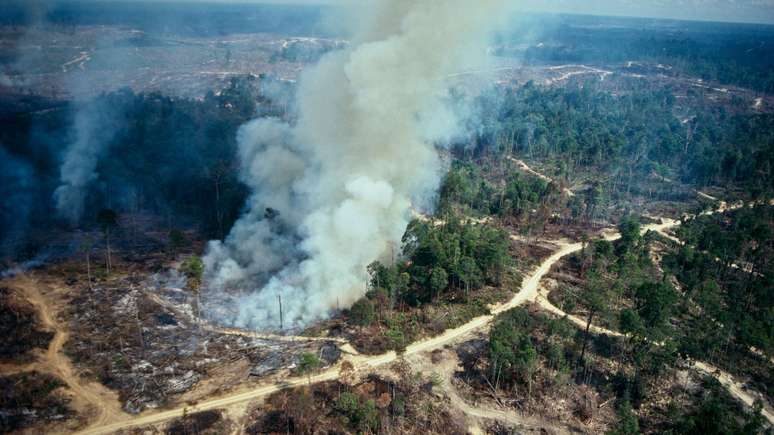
top-left (454, 305), bottom-right (618, 433)
top-left (337, 283), bottom-right (512, 355)
top-left (34, 254), bottom-right (339, 415)
top-left (245, 367), bottom-right (468, 435)
top-left (0, 371), bottom-right (74, 433)
top-left (0, 287), bottom-right (54, 363)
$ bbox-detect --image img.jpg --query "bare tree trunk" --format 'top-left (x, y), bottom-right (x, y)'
top-left (580, 310), bottom-right (595, 365)
top-left (86, 250), bottom-right (93, 290)
top-left (105, 232), bottom-right (112, 274)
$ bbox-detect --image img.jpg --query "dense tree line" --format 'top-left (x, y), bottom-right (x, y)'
top-left (665, 206), bottom-right (773, 391)
top-left (4, 76), bottom-right (772, 259)
top-left (0, 75), bottom-right (274, 258)
top-left (358, 217), bottom-right (512, 314)
top-left (500, 15), bottom-right (774, 93)
top-left (343, 216), bottom-right (512, 352)
top-left (465, 83), bottom-right (774, 198)
top-left (439, 160), bottom-right (567, 227)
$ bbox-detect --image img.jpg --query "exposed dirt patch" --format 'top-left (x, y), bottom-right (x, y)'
top-left (0, 275), bottom-right (125, 432)
top-left (411, 347), bottom-right (574, 434)
top-left (47, 260), bottom-right (343, 415)
top-left (450, 310), bottom-right (617, 434)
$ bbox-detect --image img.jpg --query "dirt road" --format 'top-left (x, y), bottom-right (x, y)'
top-left (534, 261), bottom-right (774, 425)
top-left (413, 349), bottom-right (569, 434)
top-left (74, 217), bottom-right (680, 434)
top-left (507, 156), bottom-right (575, 197)
top-left (76, 234), bottom-right (588, 434)
top-left (5, 276), bottom-right (125, 431)
top-left (75, 197), bottom-right (770, 434)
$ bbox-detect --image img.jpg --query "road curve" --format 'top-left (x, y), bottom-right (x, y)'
top-left (76, 231), bottom-right (590, 434)
top-left (535, 291), bottom-right (774, 425)
top-left (75, 198), bottom-right (768, 434)
top-left (533, 245), bottom-right (774, 425)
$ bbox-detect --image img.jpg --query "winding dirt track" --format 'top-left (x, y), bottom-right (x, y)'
top-left (507, 156), bottom-right (575, 197)
top-left (694, 361), bottom-right (774, 423)
top-left (420, 348), bottom-right (571, 434)
top-left (537, 285), bottom-right (774, 420)
top-left (5, 277), bottom-right (125, 431)
top-left (74, 216), bottom-right (687, 434)
top-left (535, 286), bottom-right (774, 425)
top-left (66, 196), bottom-right (771, 434)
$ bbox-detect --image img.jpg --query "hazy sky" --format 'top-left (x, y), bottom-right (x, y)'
top-left (519, 0), bottom-right (774, 24)
top-left (257, 0), bottom-right (774, 24)
top-left (50, 0), bottom-right (774, 24)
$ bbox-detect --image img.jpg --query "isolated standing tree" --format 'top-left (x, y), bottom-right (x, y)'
top-left (181, 256), bottom-right (205, 320)
top-left (514, 334), bottom-right (538, 396)
top-left (79, 236), bottom-right (95, 291)
top-left (206, 160), bottom-right (234, 239)
top-left (349, 298), bottom-right (375, 327)
top-left (298, 352), bottom-right (321, 385)
top-left (633, 281), bottom-right (678, 341)
top-left (609, 399), bottom-right (640, 435)
top-left (618, 216), bottom-right (642, 253)
top-left (97, 208), bottom-right (118, 274)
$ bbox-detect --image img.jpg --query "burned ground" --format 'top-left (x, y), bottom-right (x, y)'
top-left (0, 371), bottom-right (74, 433)
top-left (0, 286), bottom-right (54, 363)
top-left (164, 409), bottom-right (228, 435)
top-left (54, 258), bottom-right (341, 414)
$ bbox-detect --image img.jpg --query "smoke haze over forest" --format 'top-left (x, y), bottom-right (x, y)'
top-left (203, 0), bottom-right (514, 329)
top-left (1, 0), bottom-right (773, 328)
top-left (1, 0), bottom-right (774, 433)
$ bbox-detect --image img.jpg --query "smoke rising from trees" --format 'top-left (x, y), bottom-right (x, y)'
top-left (53, 98), bottom-right (120, 224)
top-left (203, 0), bottom-right (512, 330)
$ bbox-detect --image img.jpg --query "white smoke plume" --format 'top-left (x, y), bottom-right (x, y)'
top-left (204, 0), bottom-right (511, 330)
top-left (53, 98), bottom-right (116, 224)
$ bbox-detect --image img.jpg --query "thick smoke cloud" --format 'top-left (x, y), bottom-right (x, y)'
top-left (204, 0), bottom-right (511, 330)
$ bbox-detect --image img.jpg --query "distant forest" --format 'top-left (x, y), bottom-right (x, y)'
top-left (504, 15), bottom-right (774, 93)
top-left (3, 1), bottom-right (773, 89)
top-left (2, 73), bottom-right (773, 262)
top-left (0, 1), bottom-right (331, 37)
top-left (2, 4), bottom-right (774, 261)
